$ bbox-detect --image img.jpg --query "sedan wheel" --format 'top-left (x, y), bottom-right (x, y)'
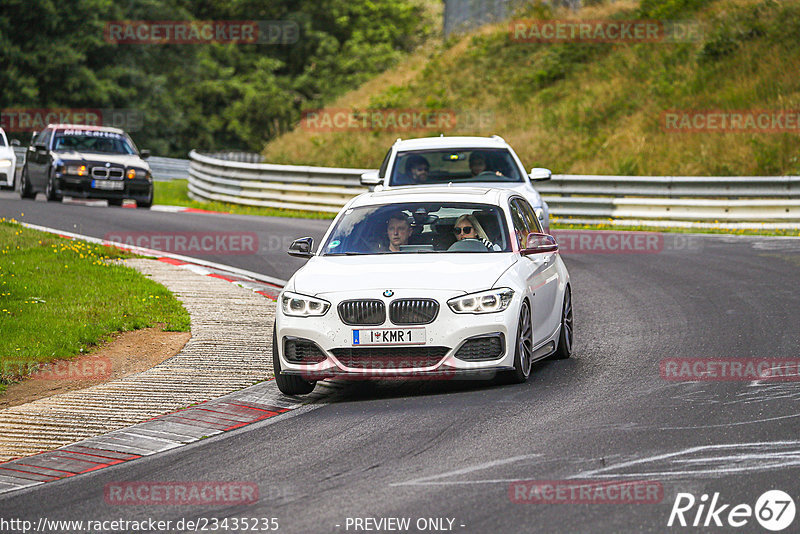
top-left (272, 323), bottom-right (316, 395)
top-left (508, 300), bottom-right (533, 383)
top-left (19, 166), bottom-right (35, 199)
top-left (45, 174), bottom-right (61, 202)
top-left (552, 286), bottom-right (573, 360)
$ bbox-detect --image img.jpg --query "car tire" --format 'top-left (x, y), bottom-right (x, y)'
top-left (506, 299), bottom-right (533, 384)
top-left (551, 286), bottom-right (573, 360)
top-left (137, 188), bottom-right (153, 209)
top-left (107, 199), bottom-right (123, 206)
top-left (19, 166), bottom-right (35, 199)
top-left (272, 323), bottom-right (316, 395)
top-left (45, 173), bottom-right (61, 202)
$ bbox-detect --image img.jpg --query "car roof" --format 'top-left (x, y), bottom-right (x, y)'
top-left (393, 136), bottom-right (510, 151)
top-left (48, 124), bottom-right (126, 134)
top-left (348, 186), bottom-right (513, 209)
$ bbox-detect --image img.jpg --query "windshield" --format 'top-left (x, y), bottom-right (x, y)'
top-left (389, 148), bottom-right (522, 186)
top-left (321, 202), bottom-right (511, 255)
top-left (53, 129), bottom-right (136, 155)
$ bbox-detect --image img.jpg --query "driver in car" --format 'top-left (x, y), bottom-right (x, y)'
top-left (469, 152), bottom-right (502, 177)
top-left (453, 214), bottom-right (499, 251)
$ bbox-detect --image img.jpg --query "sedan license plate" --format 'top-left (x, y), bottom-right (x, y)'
top-left (92, 179), bottom-right (124, 190)
top-left (352, 327), bottom-right (426, 346)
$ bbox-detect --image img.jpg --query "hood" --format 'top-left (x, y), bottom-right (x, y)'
top-left (55, 151), bottom-right (150, 170)
top-left (467, 181), bottom-right (543, 205)
top-left (291, 254), bottom-right (518, 296)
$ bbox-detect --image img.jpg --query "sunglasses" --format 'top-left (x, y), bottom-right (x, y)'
top-left (454, 226), bottom-right (474, 235)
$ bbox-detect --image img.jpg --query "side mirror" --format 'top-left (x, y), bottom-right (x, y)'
top-left (360, 170), bottom-right (381, 186)
top-left (521, 233), bottom-right (558, 255)
top-left (140, 149), bottom-right (151, 159)
top-left (288, 237), bottom-right (314, 258)
top-left (34, 143), bottom-right (48, 155)
top-left (529, 167), bottom-right (552, 181)
top-left (10, 139), bottom-right (20, 147)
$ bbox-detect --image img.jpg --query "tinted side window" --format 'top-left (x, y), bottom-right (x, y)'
top-left (378, 148), bottom-right (392, 178)
top-left (508, 199), bottom-right (531, 249)
top-left (516, 198), bottom-right (543, 234)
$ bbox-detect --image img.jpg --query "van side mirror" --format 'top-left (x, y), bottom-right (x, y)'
top-left (529, 168), bottom-right (552, 181)
top-left (360, 170), bottom-right (381, 186)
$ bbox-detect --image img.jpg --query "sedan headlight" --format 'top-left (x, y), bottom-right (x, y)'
top-left (447, 288), bottom-right (514, 314)
top-left (66, 164), bottom-right (87, 176)
top-left (280, 291), bottom-right (330, 317)
top-left (0, 159), bottom-right (12, 168)
top-left (534, 207), bottom-right (545, 222)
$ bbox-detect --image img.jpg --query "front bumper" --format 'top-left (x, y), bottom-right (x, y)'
top-left (54, 175), bottom-right (152, 201)
top-left (276, 289), bottom-right (520, 380)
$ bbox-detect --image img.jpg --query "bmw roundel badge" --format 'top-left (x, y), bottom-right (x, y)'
top-left (383, 290), bottom-right (394, 297)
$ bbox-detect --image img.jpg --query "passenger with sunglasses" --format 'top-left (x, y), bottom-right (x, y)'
top-left (453, 214), bottom-right (498, 250)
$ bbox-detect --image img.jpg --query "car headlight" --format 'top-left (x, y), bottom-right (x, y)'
top-left (280, 291), bottom-right (330, 317)
top-left (66, 164), bottom-right (87, 176)
top-left (534, 207), bottom-right (545, 221)
top-left (447, 288), bottom-right (514, 314)
top-left (0, 159), bottom-right (12, 168)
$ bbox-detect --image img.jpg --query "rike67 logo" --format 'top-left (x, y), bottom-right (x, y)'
top-left (668, 490), bottom-right (796, 531)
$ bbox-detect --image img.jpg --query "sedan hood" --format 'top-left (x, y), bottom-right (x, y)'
top-left (56, 151), bottom-right (149, 169)
top-left (292, 254), bottom-right (518, 296)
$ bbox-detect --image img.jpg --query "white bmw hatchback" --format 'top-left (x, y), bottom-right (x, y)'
top-left (273, 187), bottom-right (573, 395)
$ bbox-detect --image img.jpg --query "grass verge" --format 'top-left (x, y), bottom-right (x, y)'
top-left (0, 219), bottom-right (191, 393)
top-left (154, 180), bottom-right (335, 220)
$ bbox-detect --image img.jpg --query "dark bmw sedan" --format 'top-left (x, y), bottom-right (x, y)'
top-left (19, 124), bottom-right (153, 207)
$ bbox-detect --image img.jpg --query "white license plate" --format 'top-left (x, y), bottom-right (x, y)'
top-left (352, 327), bottom-right (426, 346)
top-left (92, 179), bottom-right (124, 190)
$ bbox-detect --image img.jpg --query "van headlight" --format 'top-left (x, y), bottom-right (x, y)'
top-left (447, 288), bottom-right (514, 314)
top-left (280, 291), bottom-right (330, 317)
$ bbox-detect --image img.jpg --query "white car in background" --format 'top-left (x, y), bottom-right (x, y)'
top-left (0, 127), bottom-right (19, 189)
top-left (273, 187), bottom-right (573, 395)
top-left (361, 136), bottom-right (553, 233)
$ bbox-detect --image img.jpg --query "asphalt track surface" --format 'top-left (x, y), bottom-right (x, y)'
top-left (2, 194), bottom-right (800, 533)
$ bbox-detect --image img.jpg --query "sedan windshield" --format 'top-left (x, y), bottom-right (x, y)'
top-left (389, 148), bottom-right (522, 186)
top-left (53, 130), bottom-right (136, 155)
top-left (322, 202), bottom-right (511, 255)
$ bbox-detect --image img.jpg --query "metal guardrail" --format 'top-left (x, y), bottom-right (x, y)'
top-left (182, 151), bottom-right (800, 226)
top-left (188, 150), bottom-right (369, 213)
top-left (148, 156), bottom-right (190, 181)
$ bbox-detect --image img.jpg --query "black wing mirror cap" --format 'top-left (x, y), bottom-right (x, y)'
top-left (288, 237), bottom-right (314, 258)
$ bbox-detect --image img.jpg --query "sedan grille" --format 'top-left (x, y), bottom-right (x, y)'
top-left (330, 346), bottom-right (449, 369)
top-left (91, 166), bottom-right (124, 179)
top-left (338, 300), bottom-right (385, 326)
top-left (389, 299), bottom-right (439, 325)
